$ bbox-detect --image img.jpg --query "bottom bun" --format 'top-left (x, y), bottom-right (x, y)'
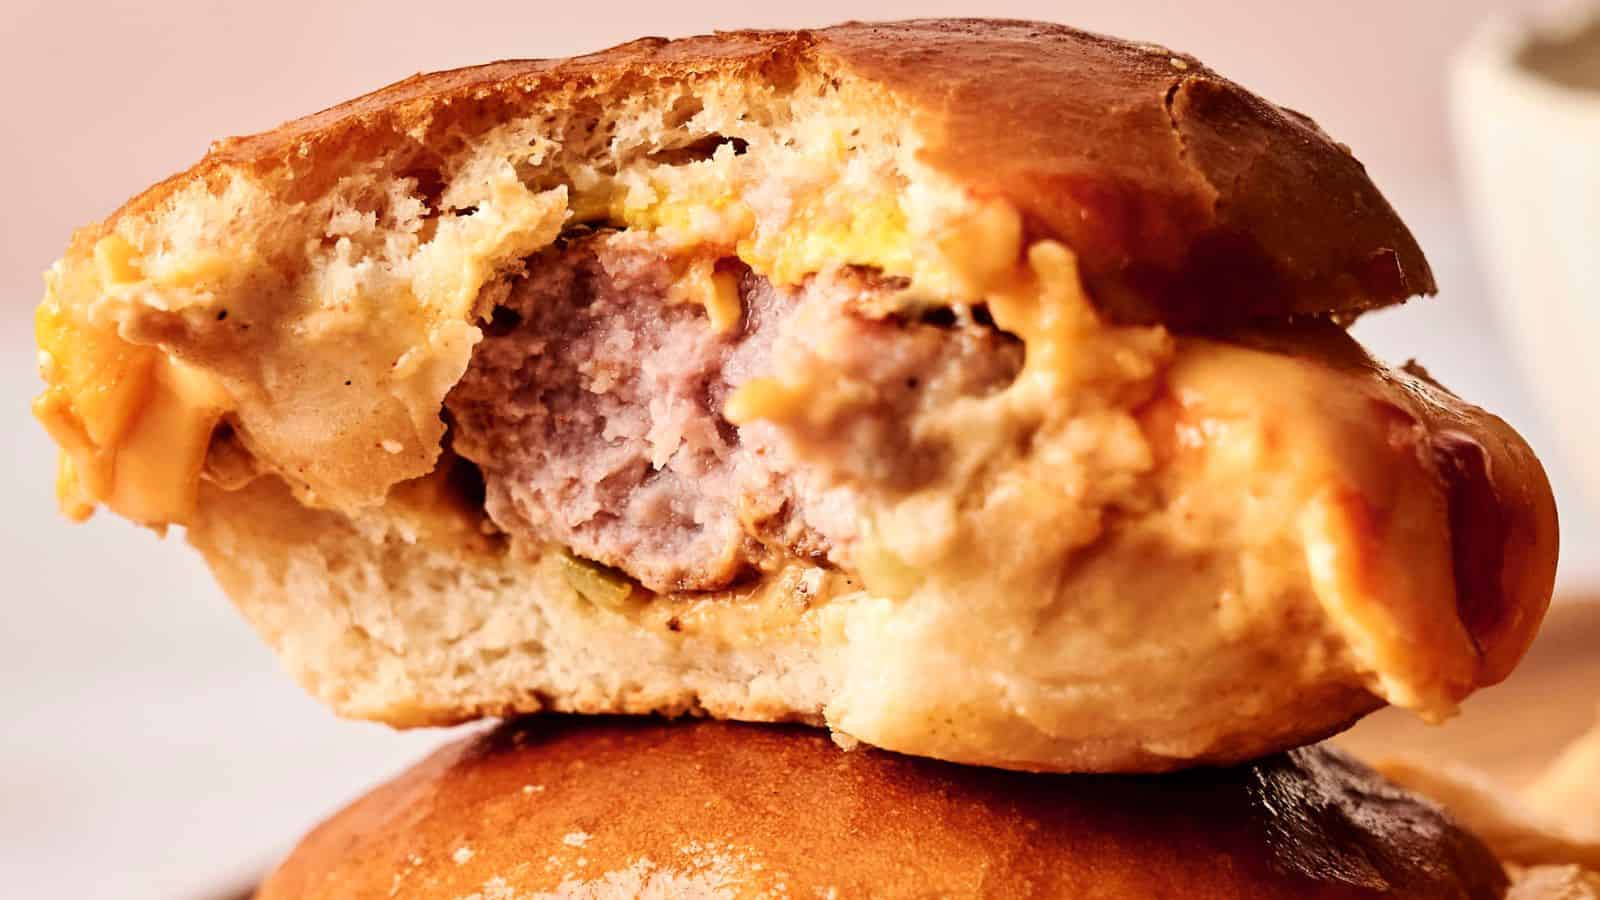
top-left (258, 717), bottom-right (1506, 899)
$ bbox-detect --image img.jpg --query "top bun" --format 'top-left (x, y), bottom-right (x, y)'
top-left (104, 18), bottom-right (1434, 328)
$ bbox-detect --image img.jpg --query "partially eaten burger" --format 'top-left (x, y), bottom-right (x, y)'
top-left (32, 19), bottom-right (1558, 773)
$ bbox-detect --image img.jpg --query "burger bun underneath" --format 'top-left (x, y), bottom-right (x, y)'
top-left (258, 716), bottom-right (1507, 899)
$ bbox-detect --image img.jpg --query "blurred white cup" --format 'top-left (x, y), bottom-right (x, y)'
top-left (1453, 4), bottom-right (1600, 508)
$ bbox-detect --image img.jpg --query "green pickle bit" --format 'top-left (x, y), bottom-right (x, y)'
top-left (558, 550), bottom-right (639, 611)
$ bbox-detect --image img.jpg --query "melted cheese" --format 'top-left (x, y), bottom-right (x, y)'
top-left (588, 139), bottom-right (1012, 299)
top-left (739, 197), bottom-right (914, 286)
top-left (34, 237), bottom-right (233, 528)
top-left (621, 187), bottom-right (1000, 299)
top-left (727, 239), bottom-right (1169, 431)
top-left (668, 259), bottom-right (743, 334)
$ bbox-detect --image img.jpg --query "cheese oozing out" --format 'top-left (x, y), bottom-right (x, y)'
top-left (34, 234), bottom-right (233, 528)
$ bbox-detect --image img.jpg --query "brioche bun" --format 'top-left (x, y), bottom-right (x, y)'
top-left (257, 716), bottom-right (1508, 900)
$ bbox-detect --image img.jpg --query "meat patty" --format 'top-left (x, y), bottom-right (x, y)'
top-left (445, 232), bottom-right (1022, 593)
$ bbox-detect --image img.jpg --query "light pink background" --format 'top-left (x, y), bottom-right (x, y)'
top-left (0, 3), bottom-right (1590, 898)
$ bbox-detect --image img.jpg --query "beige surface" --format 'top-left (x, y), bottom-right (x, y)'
top-left (1454, 9), bottom-right (1600, 515)
top-left (1341, 598), bottom-right (1600, 788)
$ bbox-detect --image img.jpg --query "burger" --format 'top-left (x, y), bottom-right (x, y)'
top-left (31, 17), bottom-right (1576, 898)
top-left (31, 18), bottom-right (1558, 774)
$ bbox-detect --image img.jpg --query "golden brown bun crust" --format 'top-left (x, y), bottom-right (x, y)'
top-left (1400, 361), bottom-right (1560, 688)
top-left (821, 20), bottom-right (1435, 323)
top-left (258, 717), bottom-right (1507, 900)
top-left (91, 18), bottom-right (1430, 326)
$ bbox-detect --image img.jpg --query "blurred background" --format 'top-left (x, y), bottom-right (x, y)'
top-left (2, 1), bottom-right (1595, 896)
